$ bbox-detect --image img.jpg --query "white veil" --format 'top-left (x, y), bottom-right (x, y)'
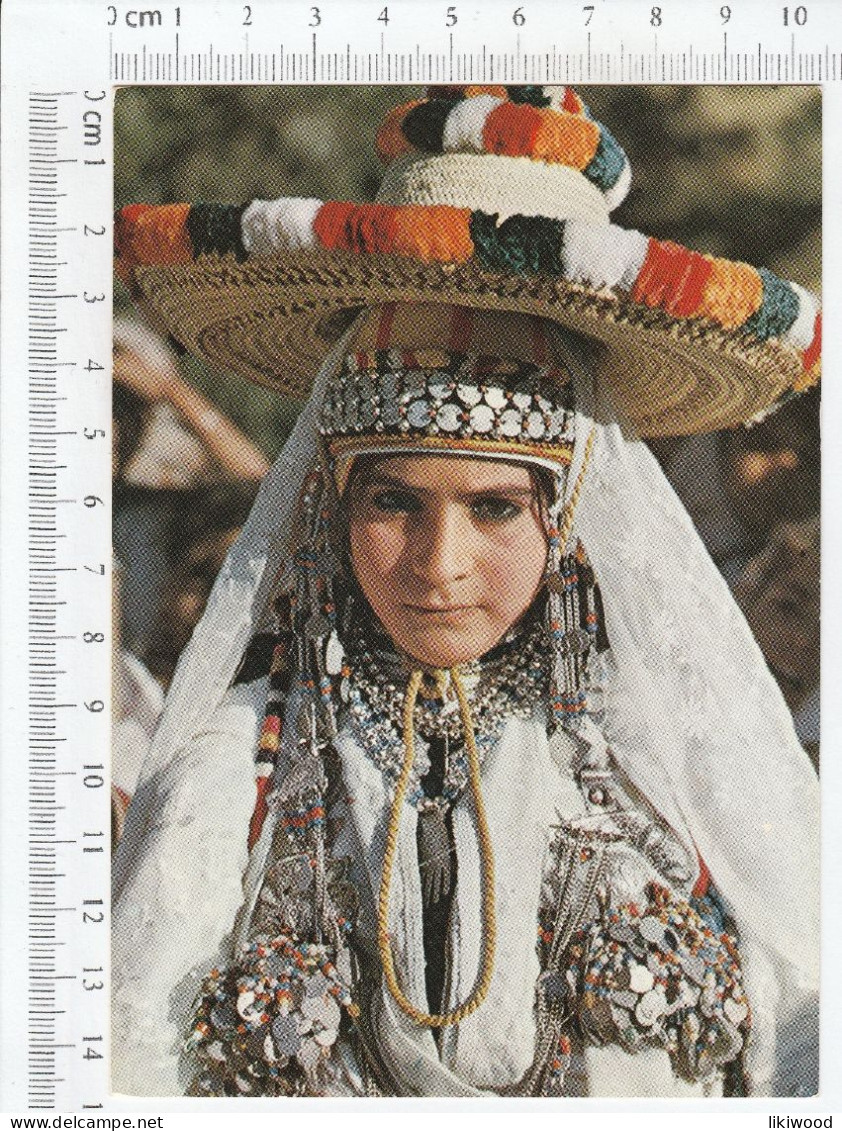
top-left (112, 336), bottom-right (819, 1096)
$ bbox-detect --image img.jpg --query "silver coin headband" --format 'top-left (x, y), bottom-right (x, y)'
top-left (319, 349), bottom-right (577, 487)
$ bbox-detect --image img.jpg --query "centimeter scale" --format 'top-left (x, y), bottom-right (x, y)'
top-left (0, 0), bottom-right (838, 1113)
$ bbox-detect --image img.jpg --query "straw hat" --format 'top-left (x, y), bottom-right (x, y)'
top-left (115, 86), bottom-right (820, 438)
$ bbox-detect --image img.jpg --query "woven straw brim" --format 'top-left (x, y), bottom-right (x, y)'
top-left (130, 249), bottom-right (799, 438)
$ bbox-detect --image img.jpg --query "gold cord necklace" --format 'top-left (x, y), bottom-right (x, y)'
top-left (376, 667), bottom-right (497, 1028)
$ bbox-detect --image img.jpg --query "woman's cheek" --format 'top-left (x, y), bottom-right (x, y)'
top-left (350, 520), bottom-right (401, 593)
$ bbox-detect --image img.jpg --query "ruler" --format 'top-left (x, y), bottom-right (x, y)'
top-left (0, 0), bottom-right (837, 1115)
top-left (103, 0), bottom-right (841, 85)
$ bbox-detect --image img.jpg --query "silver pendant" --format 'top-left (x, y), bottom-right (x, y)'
top-left (417, 807), bottom-right (454, 908)
top-left (325, 630), bottom-right (345, 676)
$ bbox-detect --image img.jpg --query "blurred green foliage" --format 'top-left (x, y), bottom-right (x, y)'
top-left (115, 85), bottom-right (820, 458)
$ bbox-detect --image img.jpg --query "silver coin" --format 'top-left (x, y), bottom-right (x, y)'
top-left (526, 411), bottom-right (547, 439)
top-left (611, 989), bottom-right (640, 1011)
top-left (456, 381), bottom-right (482, 406)
top-left (498, 408), bottom-right (522, 437)
top-left (610, 1003), bottom-right (632, 1030)
top-left (402, 371), bottom-right (426, 396)
top-left (468, 403), bottom-right (495, 433)
top-left (484, 385), bottom-right (507, 410)
top-left (406, 399), bottom-right (432, 429)
top-left (435, 402), bottom-right (462, 432)
top-left (271, 1014), bottom-right (302, 1057)
top-left (301, 994), bottom-right (341, 1030)
top-left (380, 372), bottom-right (399, 400)
top-left (297, 1037), bottom-right (322, 1071)
top-left (638, 916), bottom-right (667, 945)
top-left (304, 971), bottom-right (331, 999)
top-left (678, 951), bottom-right (708, 987)
top-left (380, 394), bottom-right (401, 427)
top-left (635, 987), bottom-right (668, 1027)
top-left (341, 392), bottom-right (358, 431)
top-left (723, 995), bottom-right (749, 1027)
top-left (628, 962), bottom-right (655, 994)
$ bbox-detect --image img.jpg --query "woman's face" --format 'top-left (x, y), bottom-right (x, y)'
top-left (347, 455), bottom-right (549, 668)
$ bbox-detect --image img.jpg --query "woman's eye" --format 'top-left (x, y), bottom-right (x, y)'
top-left (370, 489), bottom-right (420, 514)
top-left (471, 497), bottom-right (521, 522)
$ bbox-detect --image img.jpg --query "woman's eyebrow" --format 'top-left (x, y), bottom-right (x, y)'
top-left (466, 486), bottom-right (536, 499)
top-left (358, 474), bottom-right (536, 500)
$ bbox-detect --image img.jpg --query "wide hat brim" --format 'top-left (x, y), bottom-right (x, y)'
top-left (130, 247), bottom-right (802, 438)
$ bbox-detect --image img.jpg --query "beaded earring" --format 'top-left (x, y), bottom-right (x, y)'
top-left (544, 427), bottom-right (601, 731)
top-left (246, 468), bottom-right (346, 860)
top-left (248, 595), bottom-right (293, 851)
top-left (545, 539), bottom-right (599, 730)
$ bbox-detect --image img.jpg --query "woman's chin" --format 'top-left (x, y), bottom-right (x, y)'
top-left (393, 627), bottom-right (497, 670)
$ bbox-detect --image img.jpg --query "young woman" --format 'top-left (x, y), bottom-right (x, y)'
top-left (112, 87), bottom-right (820, 1098)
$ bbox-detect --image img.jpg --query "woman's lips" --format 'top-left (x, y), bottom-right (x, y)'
top-left (404, 603), bottom-right (478, 620)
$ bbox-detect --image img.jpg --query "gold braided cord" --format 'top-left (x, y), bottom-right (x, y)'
top-left (557, 424), bottom-right (597, 549)
top-left (377, 667), bottom-right (497, 1029)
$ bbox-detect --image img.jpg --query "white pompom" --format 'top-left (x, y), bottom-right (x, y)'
top-left (785, 282), bottom-right (820, 350)
top-left (241, 197), bottom-right (323, 255)
top-left (562, 221), bottom-right (649, 292)
top-left (442, 94), bottom-right (503, 153)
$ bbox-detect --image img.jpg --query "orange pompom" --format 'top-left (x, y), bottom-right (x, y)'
top-left (313, 201), bottom-right (357, 250)
top-left (695, 257), bottom-right (764, 330)
top-left (631, 238), bottom-right (714, 318)
top-left (114, 202), bottom-right (192, 271)
top-left (376, 99), bottom-right (423, 163)
top-left (482, 102), bottom-right (543, 157)
top-left (313, 203), bottom-right (398, 254)
top-left (390, 205), bottom-right (473, 262)
top-left (532, 109), bottom-right (600, 169)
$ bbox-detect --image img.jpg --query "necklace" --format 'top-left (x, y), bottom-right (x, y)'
top-left (342, 617), bottom-right (549, 812)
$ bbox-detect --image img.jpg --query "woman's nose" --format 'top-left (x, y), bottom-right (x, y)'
top-left (409, 504), bottom-right (471, 588)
